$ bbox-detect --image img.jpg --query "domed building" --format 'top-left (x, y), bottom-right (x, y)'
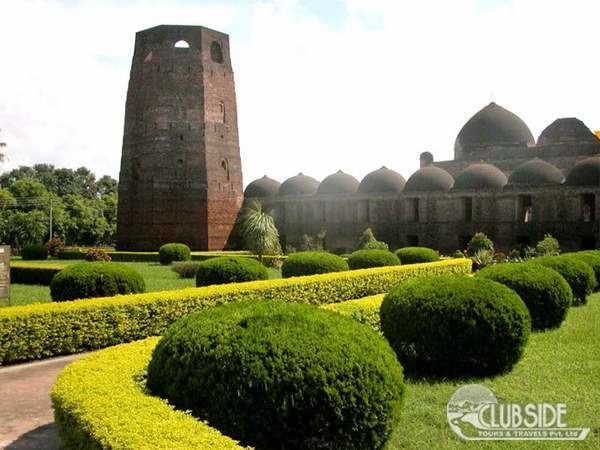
top-left (454, 102), bottom-right (535, 160)
top-left (277, 173), bottom-right (319, 196)
top-left (246, 102), bottom-right (599, 253)
top-left (317, 171), bottom-right (359, 195)
top-left (507, 159), bottom-right (564, 186)
top-left (244, 175), bottom-right (281, 198)
top-left (358, 167), bottom-right (405, 194)
top-left (453, 163), bottom-right (507, 191)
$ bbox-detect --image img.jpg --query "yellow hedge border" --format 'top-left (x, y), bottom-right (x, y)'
top-left (324, 294), bottom-right (384, 331)
top-left (51, 338), bottom-right (250, 450)
top-left (0, 259), bottom-right (471, 365)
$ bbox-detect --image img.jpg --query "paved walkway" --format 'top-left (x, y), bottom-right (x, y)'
top-left (0, 354), bottom-right (83, 449)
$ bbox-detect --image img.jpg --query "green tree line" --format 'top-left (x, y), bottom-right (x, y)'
top-left (0, 164), bottom-right (117, 248)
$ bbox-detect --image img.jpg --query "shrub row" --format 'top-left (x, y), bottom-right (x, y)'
top-left (50, 262), bottom-right (146, 301)
top-left (21, 244), bottom-right (49, 260)
top-left (531, 255), bottom-right (595, 305)
top-left (51, 337), bottom-right (246, 450)
top-left (282, 251), bottom-right (348, 277)
top-left (477, 263), bottom-right (572, 330)
top-left (196, 257), bottom-right (268, 286)
top-left (347, 250), bottom-right (399, 270)
top-left (148, 301), bottom-right (405, 450)
top-left (395, 247), bottom-right (439, 264)
top-left (380, 275), bottom-right (531, 376)
top-left (10, 262), bottom-right (66, 285)
top-left (0, 258), bottom-right (471, 364)
top-left (57, 248), bottom-right (284, 264)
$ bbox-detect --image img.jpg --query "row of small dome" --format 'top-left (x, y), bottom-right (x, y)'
top-left (454, 102), bottom-right (599, 158)
top-left (245, 156), bottom-right (600, 198)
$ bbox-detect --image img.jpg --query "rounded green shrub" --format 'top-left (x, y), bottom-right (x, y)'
top-left (476, 263), bottom-right (572, 330)
top-left (147, 300), bottom-right (405, 450)
top-left (158, 243), bottom-right (191, 265)
top-left (531, 255), bottom-right (595, 306)
top-left (380, 275), bottom-right (531, 376)
top-left (21, 244), bottom-right (48, 260)
top-left (195, 257), bottom-right (268, 286)
top-left (281, 251), bottom-right (348, 278)
top-left (171, 261), bottom-right (201, 279)
top-left (563, 251), bottom-right (600, 291)
top-left (50, 262), bottom-right (145, 301)
top-left (347, 249), bottom-right (400, 270)
top-left (395, 247), bottom-right (439, 265)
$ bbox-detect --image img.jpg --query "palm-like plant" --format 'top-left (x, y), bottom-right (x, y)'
top-left (241, 200), bottom-right (281, 261)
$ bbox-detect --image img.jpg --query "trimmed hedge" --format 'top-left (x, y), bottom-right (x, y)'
top-left (563, 251), bottom-right (600, 291)
top-left (323, 294), bottom-right (383, 331)
top-left (159, 243), bottom-right (191, 265)
top-left (532, 255), bottom-right (595, 306)
top-left (281, 251), bottom-right (348, 277)
top-left (148, 301), bottom-right (405, 450)
top-left (21, 244), bottom-right (49, 260)
top-left (476, 263), bottom-right (572, 330)
top-left (10, 262), bottom-right (66, 285)
top-left (347, 249), bottom-right (400, 270)
top-left (380, 275), bottom-right (531, 376)
top-left (395, 247), bottom-right (439, 265)
top-left (196, 257), bottom-right (268, 286)
top-left (51, 338), bottom-right (247, 450)
top-left (171, 261), bottom-right (201, 279)
top-left (57, 248), bottom-right (286, 265)
top-left (50, 262), bottom-right (146, 301)
top-left (0, 258), bottom-right (471, 365)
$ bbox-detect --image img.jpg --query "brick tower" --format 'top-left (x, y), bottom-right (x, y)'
top-left (116, 25), bottom-right (243, 250)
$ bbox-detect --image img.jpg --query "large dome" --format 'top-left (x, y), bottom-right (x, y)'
top-left (358, 166), bottom-right (406, 194)
top-left (316, 170), bottom-right (359, 195)
top-left (404, 166), bottom-right (454, 192)
top-left (278, 173), bottom-right (320, 196)
top-left (453, 163), bottom-right (507, 190)
top-left (537, 118), bottom-right (599, 146)
top-left (244, 175), bottom-right (281, 198)
top-left (566, 157), bottom-right (600, 186)
top-left (508, 159), bottom-right (564, 186)
top-left (455, 102), bottom-right (535, 159)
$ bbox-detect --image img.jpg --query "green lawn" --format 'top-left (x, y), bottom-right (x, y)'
top-left (387, 294), bottom-right (600, 449)
top-left (1, 260), bottom-right (282, 307)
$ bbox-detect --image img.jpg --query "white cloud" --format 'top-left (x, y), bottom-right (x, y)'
top-left (0, 0), bottom-right (598, 185)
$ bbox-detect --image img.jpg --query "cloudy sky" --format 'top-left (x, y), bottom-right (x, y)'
top-left (0, 0), bottom-right (598, 186)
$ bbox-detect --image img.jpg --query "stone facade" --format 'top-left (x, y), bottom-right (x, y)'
top-left (247, 104), bottom-right (600, 254)
top-left (117, 25), bottom-right (243, 251)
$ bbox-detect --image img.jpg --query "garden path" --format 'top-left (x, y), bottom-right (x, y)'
top-left (0, 354), bottom-right (83, 449)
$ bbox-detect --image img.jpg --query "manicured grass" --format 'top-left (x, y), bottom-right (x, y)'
top-left (1, 260), bottom-right (282, 307)
top-left (387, 294), bottom-right (600, 449)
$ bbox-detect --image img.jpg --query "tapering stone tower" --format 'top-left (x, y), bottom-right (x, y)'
top-left (117, 25), bottom-right (243, 250)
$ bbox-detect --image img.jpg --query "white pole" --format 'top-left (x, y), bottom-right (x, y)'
top-left (49, 198), bottom-right (53, 239)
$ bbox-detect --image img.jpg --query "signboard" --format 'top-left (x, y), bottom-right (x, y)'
top-left (0, 246), bottom-right (10, 300)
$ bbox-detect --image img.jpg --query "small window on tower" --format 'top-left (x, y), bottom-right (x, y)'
top-left (219, 101), bottom-right (226, 123)
top-left (211, 41), bottom-right (224, 63)
top-left (221, 158), bottom-right (230, 181)
top-left (174, 40), bottom-right (190, 49)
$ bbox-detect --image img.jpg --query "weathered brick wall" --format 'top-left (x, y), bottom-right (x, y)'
top-left (117, 25), bottom-right (243, 251)
top-left (264, 185), bottom-right (599, 254)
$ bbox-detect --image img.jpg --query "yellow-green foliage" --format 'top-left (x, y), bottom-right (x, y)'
top-left (51, 338), bottom-right (249, 450)
top-left (323, 295), bottom-right (384, 331)
top-left (0, 258), bottom-right (470, 364)
top-left (10, 261), bottom-right (67, 285)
